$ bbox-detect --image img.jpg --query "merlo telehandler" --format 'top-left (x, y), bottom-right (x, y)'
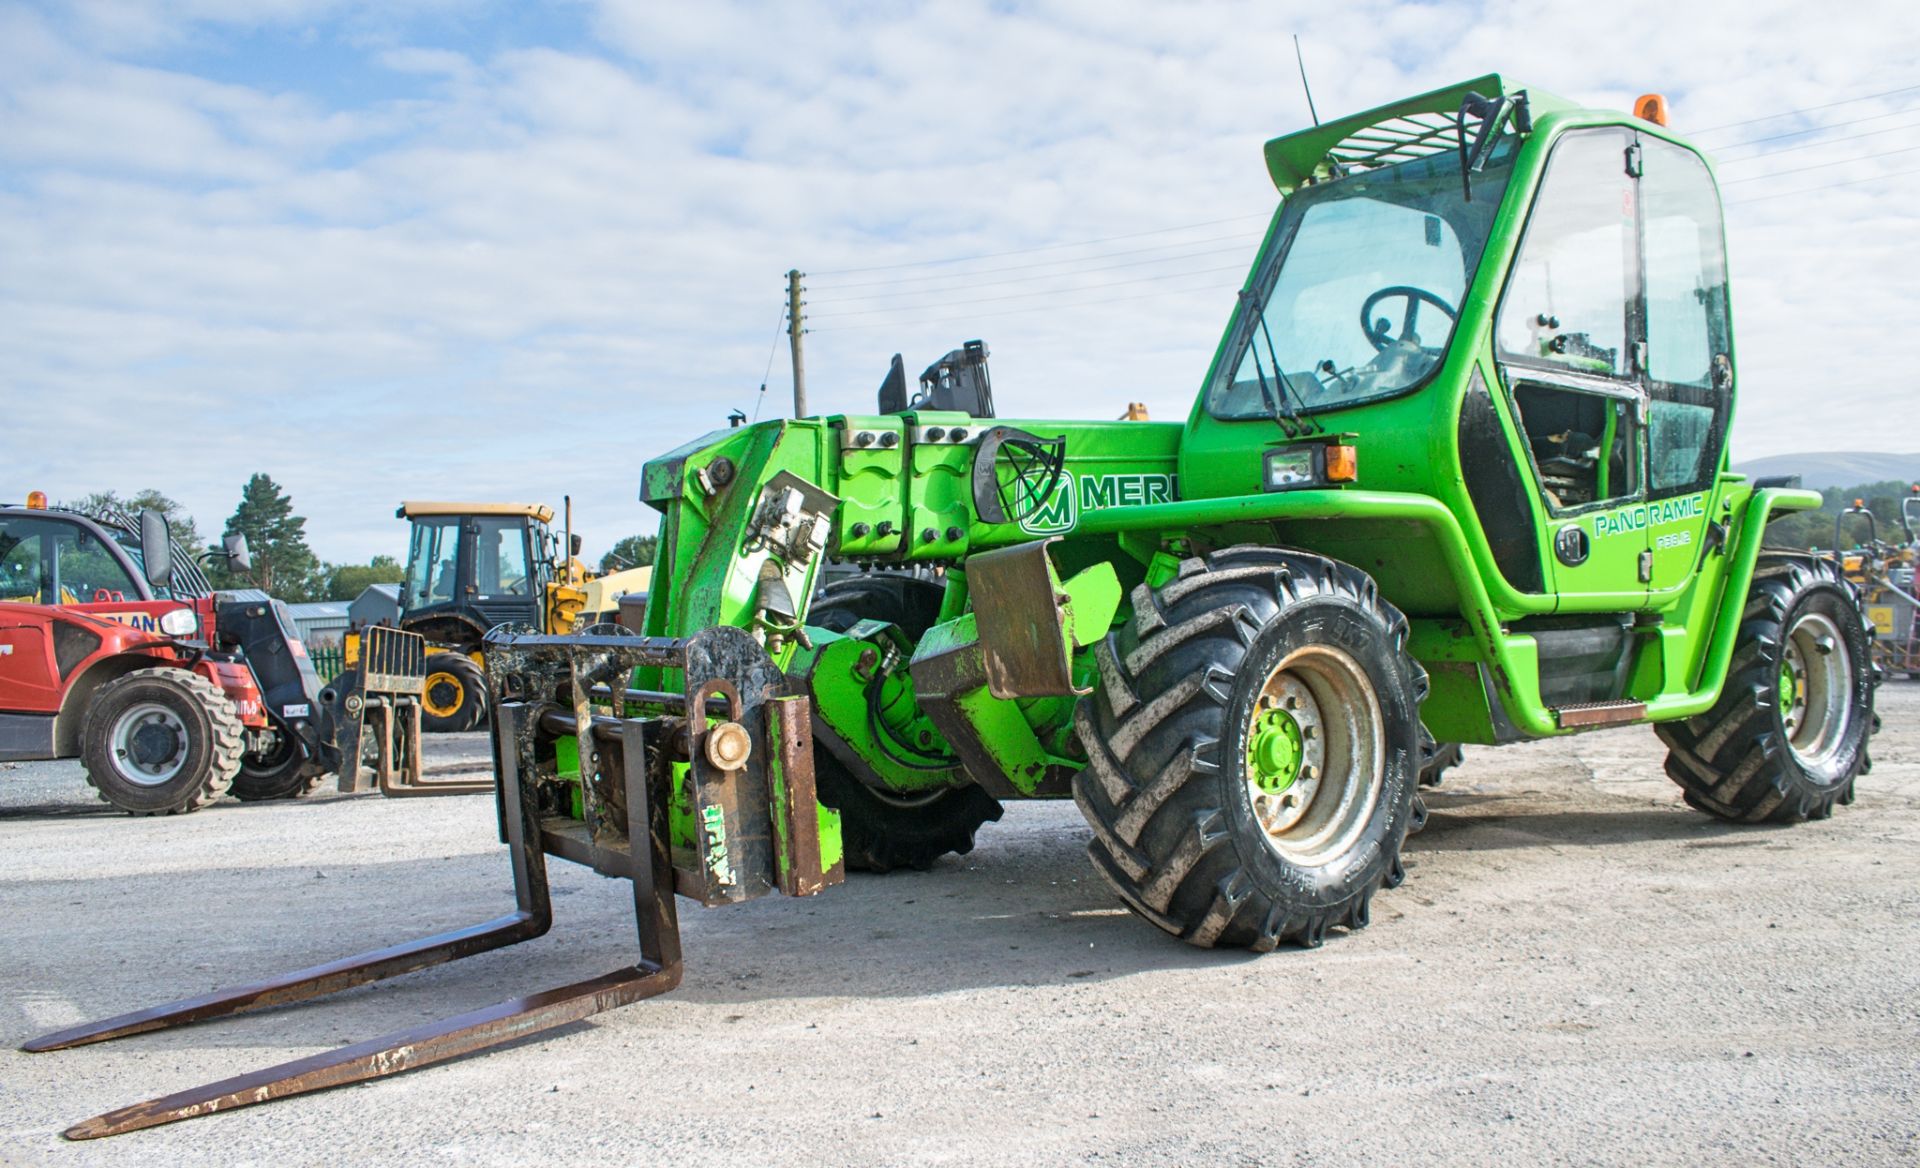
top-left (33, 75), bottom-right (1879, 1138)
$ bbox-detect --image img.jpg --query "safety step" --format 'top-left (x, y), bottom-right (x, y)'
top-left (1550, 700), bottom-right (1647, 729)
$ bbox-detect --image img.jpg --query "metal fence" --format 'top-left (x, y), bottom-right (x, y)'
top-left (308, 647), bottom-right (346, 683)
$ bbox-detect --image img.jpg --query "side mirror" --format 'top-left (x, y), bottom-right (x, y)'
top-left (223, 532), bottom-right (252, 573)
top-left (139, 509), bottom-right (174, 588)
top-left (570, 533), bottom-right (583, 557)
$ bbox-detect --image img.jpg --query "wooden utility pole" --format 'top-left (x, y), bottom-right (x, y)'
top-left (785, 269), bottom-right (808, 418)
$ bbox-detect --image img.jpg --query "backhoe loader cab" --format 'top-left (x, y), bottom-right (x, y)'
top-left (383, 501), bottom-right (648, 731)
top-left (396, 501), bottom-right (558, 646)
top-left (38, 76), bottom-right (1883, 1139)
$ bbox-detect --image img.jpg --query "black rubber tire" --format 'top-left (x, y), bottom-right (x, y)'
top-left (80, 667), bottom-right (245, 815)
top-left (1073, 547), bottom-right (1425, 949)
top-left (231, 715), bottom-right (327, 801)
top-left (809, 572), bottom-right (1004, 872)
top-left (815, 760), bottom-right (1004, 872)
top-left (809, 573), bottom-right (947, 638)
top-left (1419, 735), bottom-right (1463, 787)
top-left (421, 653), bottom-right (487, 733)
top-left (1656, 556), bottom-right (1877, 823)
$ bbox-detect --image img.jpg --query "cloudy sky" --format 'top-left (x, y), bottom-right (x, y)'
top-left (4, 0), bottom-right (1917, 563)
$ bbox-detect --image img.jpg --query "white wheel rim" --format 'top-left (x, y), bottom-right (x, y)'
top-left (1782, 611), bottom-right (1851, 780)
top-left (1243, 645), bottom-right (1385, 866)
top-left (111, 701), bottom-right (190, 786)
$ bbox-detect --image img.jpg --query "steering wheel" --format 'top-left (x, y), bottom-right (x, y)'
top-left (1360, 285), bottom-right (1457, 351)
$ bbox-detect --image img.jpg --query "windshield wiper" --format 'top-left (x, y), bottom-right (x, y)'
top-left (1238, 289), bottom-right (1302, 437)
top-left (1259, 313), bottom-right (1323, 433)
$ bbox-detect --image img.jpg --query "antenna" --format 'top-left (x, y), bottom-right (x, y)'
top-left (1293, 35), bottom-right (1320, 127)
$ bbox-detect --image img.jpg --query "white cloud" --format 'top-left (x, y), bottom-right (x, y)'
top-left (2, 0), bottom-right (1918, 564)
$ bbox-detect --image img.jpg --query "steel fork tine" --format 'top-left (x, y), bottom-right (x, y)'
top-left (53, 700), bottom-right (687, 1140)
top-left (62, 963), bottom-right (681, 1139)
top-left (24, 705), bottom-right (552, 1055)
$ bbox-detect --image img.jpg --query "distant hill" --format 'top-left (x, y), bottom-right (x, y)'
top-left (1732, 452), bottom-right (1920, 491)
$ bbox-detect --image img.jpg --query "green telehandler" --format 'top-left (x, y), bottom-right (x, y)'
top-left (34, 75), bottom-right (1878, 1138)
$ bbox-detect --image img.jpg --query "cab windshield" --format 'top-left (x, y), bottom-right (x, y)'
top-left (1206, 138), bottom-right (1518, 420)
top-left (0, 514), bottom-right (144, 604)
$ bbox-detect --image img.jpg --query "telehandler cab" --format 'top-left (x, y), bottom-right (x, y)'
top-left (34, 75), bottom-right (1878, 1138)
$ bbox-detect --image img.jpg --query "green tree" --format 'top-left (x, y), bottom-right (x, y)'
top-left (64, 489), bottom-right (207, 557)
top-left (216, 474), bottom-right (321, 599)
top-left (600, 534), bottom-right (658, 573)
top-left (323, 554), bottom-right (405, 601)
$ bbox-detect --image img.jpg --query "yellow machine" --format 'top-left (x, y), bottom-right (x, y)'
top-left (1836, 494), bottom-right (1920, 677)
top-left (352, 499), bottom-right (651, 730)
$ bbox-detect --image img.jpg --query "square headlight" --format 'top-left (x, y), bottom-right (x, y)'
top-left (1264, 445), bottom-right (1321, 490)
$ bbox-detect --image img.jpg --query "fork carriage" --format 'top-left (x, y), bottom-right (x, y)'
top-left (29, 627), bottom-right (840, 1140)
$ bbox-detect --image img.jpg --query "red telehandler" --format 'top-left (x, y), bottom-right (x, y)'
top-left (0, 492), bottom-right (344, 812)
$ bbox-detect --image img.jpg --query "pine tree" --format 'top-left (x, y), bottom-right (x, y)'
top-left (217, 474), bottom-right (320, 598)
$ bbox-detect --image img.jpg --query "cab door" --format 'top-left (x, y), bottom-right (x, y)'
top-left (1638, 137), bottom-right (1734, 596)
top-left (1492, 127), bottom-right (1651, 608)
top-left (466, 515), bottom-right (539, 629)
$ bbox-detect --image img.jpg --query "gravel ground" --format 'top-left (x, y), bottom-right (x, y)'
top-left (2, 691), bottom-right (1917, 1167)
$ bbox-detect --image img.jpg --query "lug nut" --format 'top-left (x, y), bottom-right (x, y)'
top-left (927, 426), bottom-right (946, 441)
top-left (878, 432), bottom-right (899, 448)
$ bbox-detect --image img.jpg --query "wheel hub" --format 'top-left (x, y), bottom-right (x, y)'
top-left (113, 702), bottom-right (189, 786)
top-left (1248, 707), bottom-right (1304, 793)
top-left (424, 673), bottom-right (463, 718)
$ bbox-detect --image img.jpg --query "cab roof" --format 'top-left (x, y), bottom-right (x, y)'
top-left (1262, 74), bottom-right (1576, 193)
top-left (397, 501), bottom-right (555, 523)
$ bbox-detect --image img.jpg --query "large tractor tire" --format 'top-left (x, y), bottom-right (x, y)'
top-left (421, 652), bottom-right (487, 733)
top-left (1657, 556), bottom-right (1877, 823)
top-left (808, 573), bottom-right (1004, 872)
top-left (808, 573), bottom-right (947, 638)
top-left (80, 667), bottom-right (245, 815)
top-left (231, 714), bottom-right (328, 802)
top-left (1074, 547), bottom-right (1426, 949)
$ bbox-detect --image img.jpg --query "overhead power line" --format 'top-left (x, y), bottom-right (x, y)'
top-left (1716, 118), bottom-right (1920, 165)
top-left (1710, 105), bottom-right (1920, 153)
top-left (1724, 163), bottom-right (1920, 206)
top-left (811, 230), bottom-right (1264, 292)
top-left (801, 88), bottom-right (1920, 325)
top-left (1721, 143), bottom-right (1920, 185)
top-left (1689, 82), bottom-right (1920, 136)
top-left (808, 263), bottom-right (1248, 321)
top-left (808, 213), bottom-right (1270, 277)
top-left (810, 275), bottom-right (1239, 332)
top-left (819, 243), bottom-right (1254, 305)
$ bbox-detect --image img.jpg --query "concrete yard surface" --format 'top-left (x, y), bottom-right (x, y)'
top-left (2, 694), bottom-right (1917, 1167)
